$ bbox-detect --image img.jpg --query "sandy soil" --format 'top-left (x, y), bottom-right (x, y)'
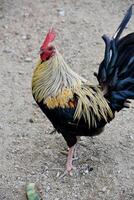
top-left (0, 0), bottom-right (134, 199)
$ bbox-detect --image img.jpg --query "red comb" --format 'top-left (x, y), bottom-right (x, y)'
top-left (40, 28), bottom-right (56, 49)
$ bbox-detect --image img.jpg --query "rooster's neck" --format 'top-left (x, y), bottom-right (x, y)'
top-left (32, 51), bottom-right (86, 104)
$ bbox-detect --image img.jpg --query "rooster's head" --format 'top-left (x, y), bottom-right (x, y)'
top-left (40, 28), bottom-right (56, 61)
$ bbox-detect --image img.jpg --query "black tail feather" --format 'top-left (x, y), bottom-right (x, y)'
top-left (96, 5), bottom-right (134, 111)
top-left (113, 4), bottom-right (133, 41)
top-left (117, 33), bottom-right (134, 51)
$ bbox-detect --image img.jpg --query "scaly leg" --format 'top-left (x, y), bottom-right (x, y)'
top-left (59, 142), bottom-right (80, 178)
top-left (66, 137), bottom-right (81, 172)
top-left (66, 145), bottom-right (76, 173)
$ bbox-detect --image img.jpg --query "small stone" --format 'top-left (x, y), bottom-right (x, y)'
top-left (24, 57), bottom-right (32, 62)
top-left (82, 18), bottom-right (88, 23)
top-left (84, 169), bottom-right (89, 174)
top-left (0, 174), bottom-right (5, 179)
top-left (56, 171), bottom-right (60, 178)
top-left (30, 171), bottom-right (35, 175)
top-left (70, 20), bottom-right (76, 24)
top-left (18, 71), bottom-right (24, 75)
top-left (3, 25), bottom-right (8, 29)
top-left (14, 31), bottom-right (19, 35)
top-left (122, 189), bottom-right (125, 194)
top-left (22, 35), bottom-right (27, 39)
top-left (45, 166), bottom-right (48, 170)
top-left (129, 135), bottom-right (133, 140)
top-left (61, 19), bottom-right (65, 23)
top-left (22, 34), bottom-right (31, 40)
top-left (57, 9), bottom-right (65, 16)
top-left (69, 170), bottom-right (73, 176)
top-left (102, 187), bottom-right (107, 192)
top-left (23, 13), bottom-right (29, 17)
top-left (17, 176), bottom-right (21, 180)
top-left (29, 118), bottom-right (34, 123)
top-left (15, 165), bottom-right (19, 168)
top-left (46, 185), bottom-right (51, 192)
top-left (26, 34), bottom-right (31, 40)
top-left (3, 49), bottom-right (12, 53)
top-left (88, 166), bottom-right (93, 172)
top-left (32, 102), bottom-right (38, 106)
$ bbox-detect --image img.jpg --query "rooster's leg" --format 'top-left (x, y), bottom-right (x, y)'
top-left (66, 144), bottom-right (76, 173)
top-left (66, 137), bottom-right (80, 172)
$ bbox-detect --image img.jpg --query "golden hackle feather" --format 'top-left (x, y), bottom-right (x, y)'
top-left (32, 50), bottom-right (113, 127)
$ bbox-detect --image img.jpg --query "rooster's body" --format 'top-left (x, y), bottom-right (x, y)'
top-left (32, 5), bottom-right (134, 172)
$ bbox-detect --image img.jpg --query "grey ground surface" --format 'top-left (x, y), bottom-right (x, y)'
top-left (0, 0), bottom-right (134, 199)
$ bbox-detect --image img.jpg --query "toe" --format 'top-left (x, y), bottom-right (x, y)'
top-left (67, 164), bottom-right (73, 172)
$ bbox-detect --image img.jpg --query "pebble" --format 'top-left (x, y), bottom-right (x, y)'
top-left (129, 135), bottom-right (133, 140)
top-left (70, 20), bottom-right (76, 24)
top-left (102, 187), bottom-right (107, 192)
top-left (14, 31), bottom-right (19, 35)
top-left (56, 171), bottom-right (60, 178)
top-left (15, 165), bottom-right (19, 169)
top-left (122, 189), bottom-right (125, 194)
top-left (2, 25), bottom-right (8, 29)
top-left (90, 156), bottom-right (99, 162)
top-left (117, 170), bottom-right (121, 174)
top-left (23, 12), bottom-right (30, 17)
top-left (61, 19), bottom-right (65, 23)
top-left (22, 35), bottom-right (27, 39)
top-left (22, 34), bottom-right (31, 40)
top-left (32, 102), bottom-right (38, 106)
top-left (29, 118), bottom-right (34, 123)
top-left (24, 57), bottom-right (32, 62)
top-left (84, 169), bottom-right (89, 174)
top-left (88, 166), bottom-right (93, 172)
top-left (3, 49), bottom-right (12, 54)
top-left (18, 71), bottom-right (24, 75)
top-left (0, 175), bottom-right (5, 179)
top-left (30, 171), bottom-right (35, 175)
top-left (45, 166), bottom-right (48, 170)
top-left (57, 9), bottom-right (65, 16)
top-left (82, 18), bottom-right (88, 23)
top-left (126, 175), bottom-right (129, 179)
top-left (17, 176), bottom-right (21, 180)
top-left (46, 185), bottom-right (51, 192)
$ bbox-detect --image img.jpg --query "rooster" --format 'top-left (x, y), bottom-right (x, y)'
top-left (32, 5), bottom-right (134, 173)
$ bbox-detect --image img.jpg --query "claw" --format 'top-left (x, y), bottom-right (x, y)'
top-left (59, 143), bottom-right (79, 179)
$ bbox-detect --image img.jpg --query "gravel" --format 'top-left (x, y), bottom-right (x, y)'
top-left (0, 0), bottom-right (134, 200)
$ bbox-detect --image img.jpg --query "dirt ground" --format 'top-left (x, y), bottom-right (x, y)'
top-left (0, 0), bottom-right (134, 199)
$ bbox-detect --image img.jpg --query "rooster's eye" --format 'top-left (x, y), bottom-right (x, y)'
top-left (48, 46), bottom-right (54, 51)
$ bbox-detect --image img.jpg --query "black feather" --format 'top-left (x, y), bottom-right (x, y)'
top-left (113, 4), bottom-right (133, 41)
top-left (97, 5), bottom-right (134, 111)
top-left (37, 100), bottom-right (107, 147)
